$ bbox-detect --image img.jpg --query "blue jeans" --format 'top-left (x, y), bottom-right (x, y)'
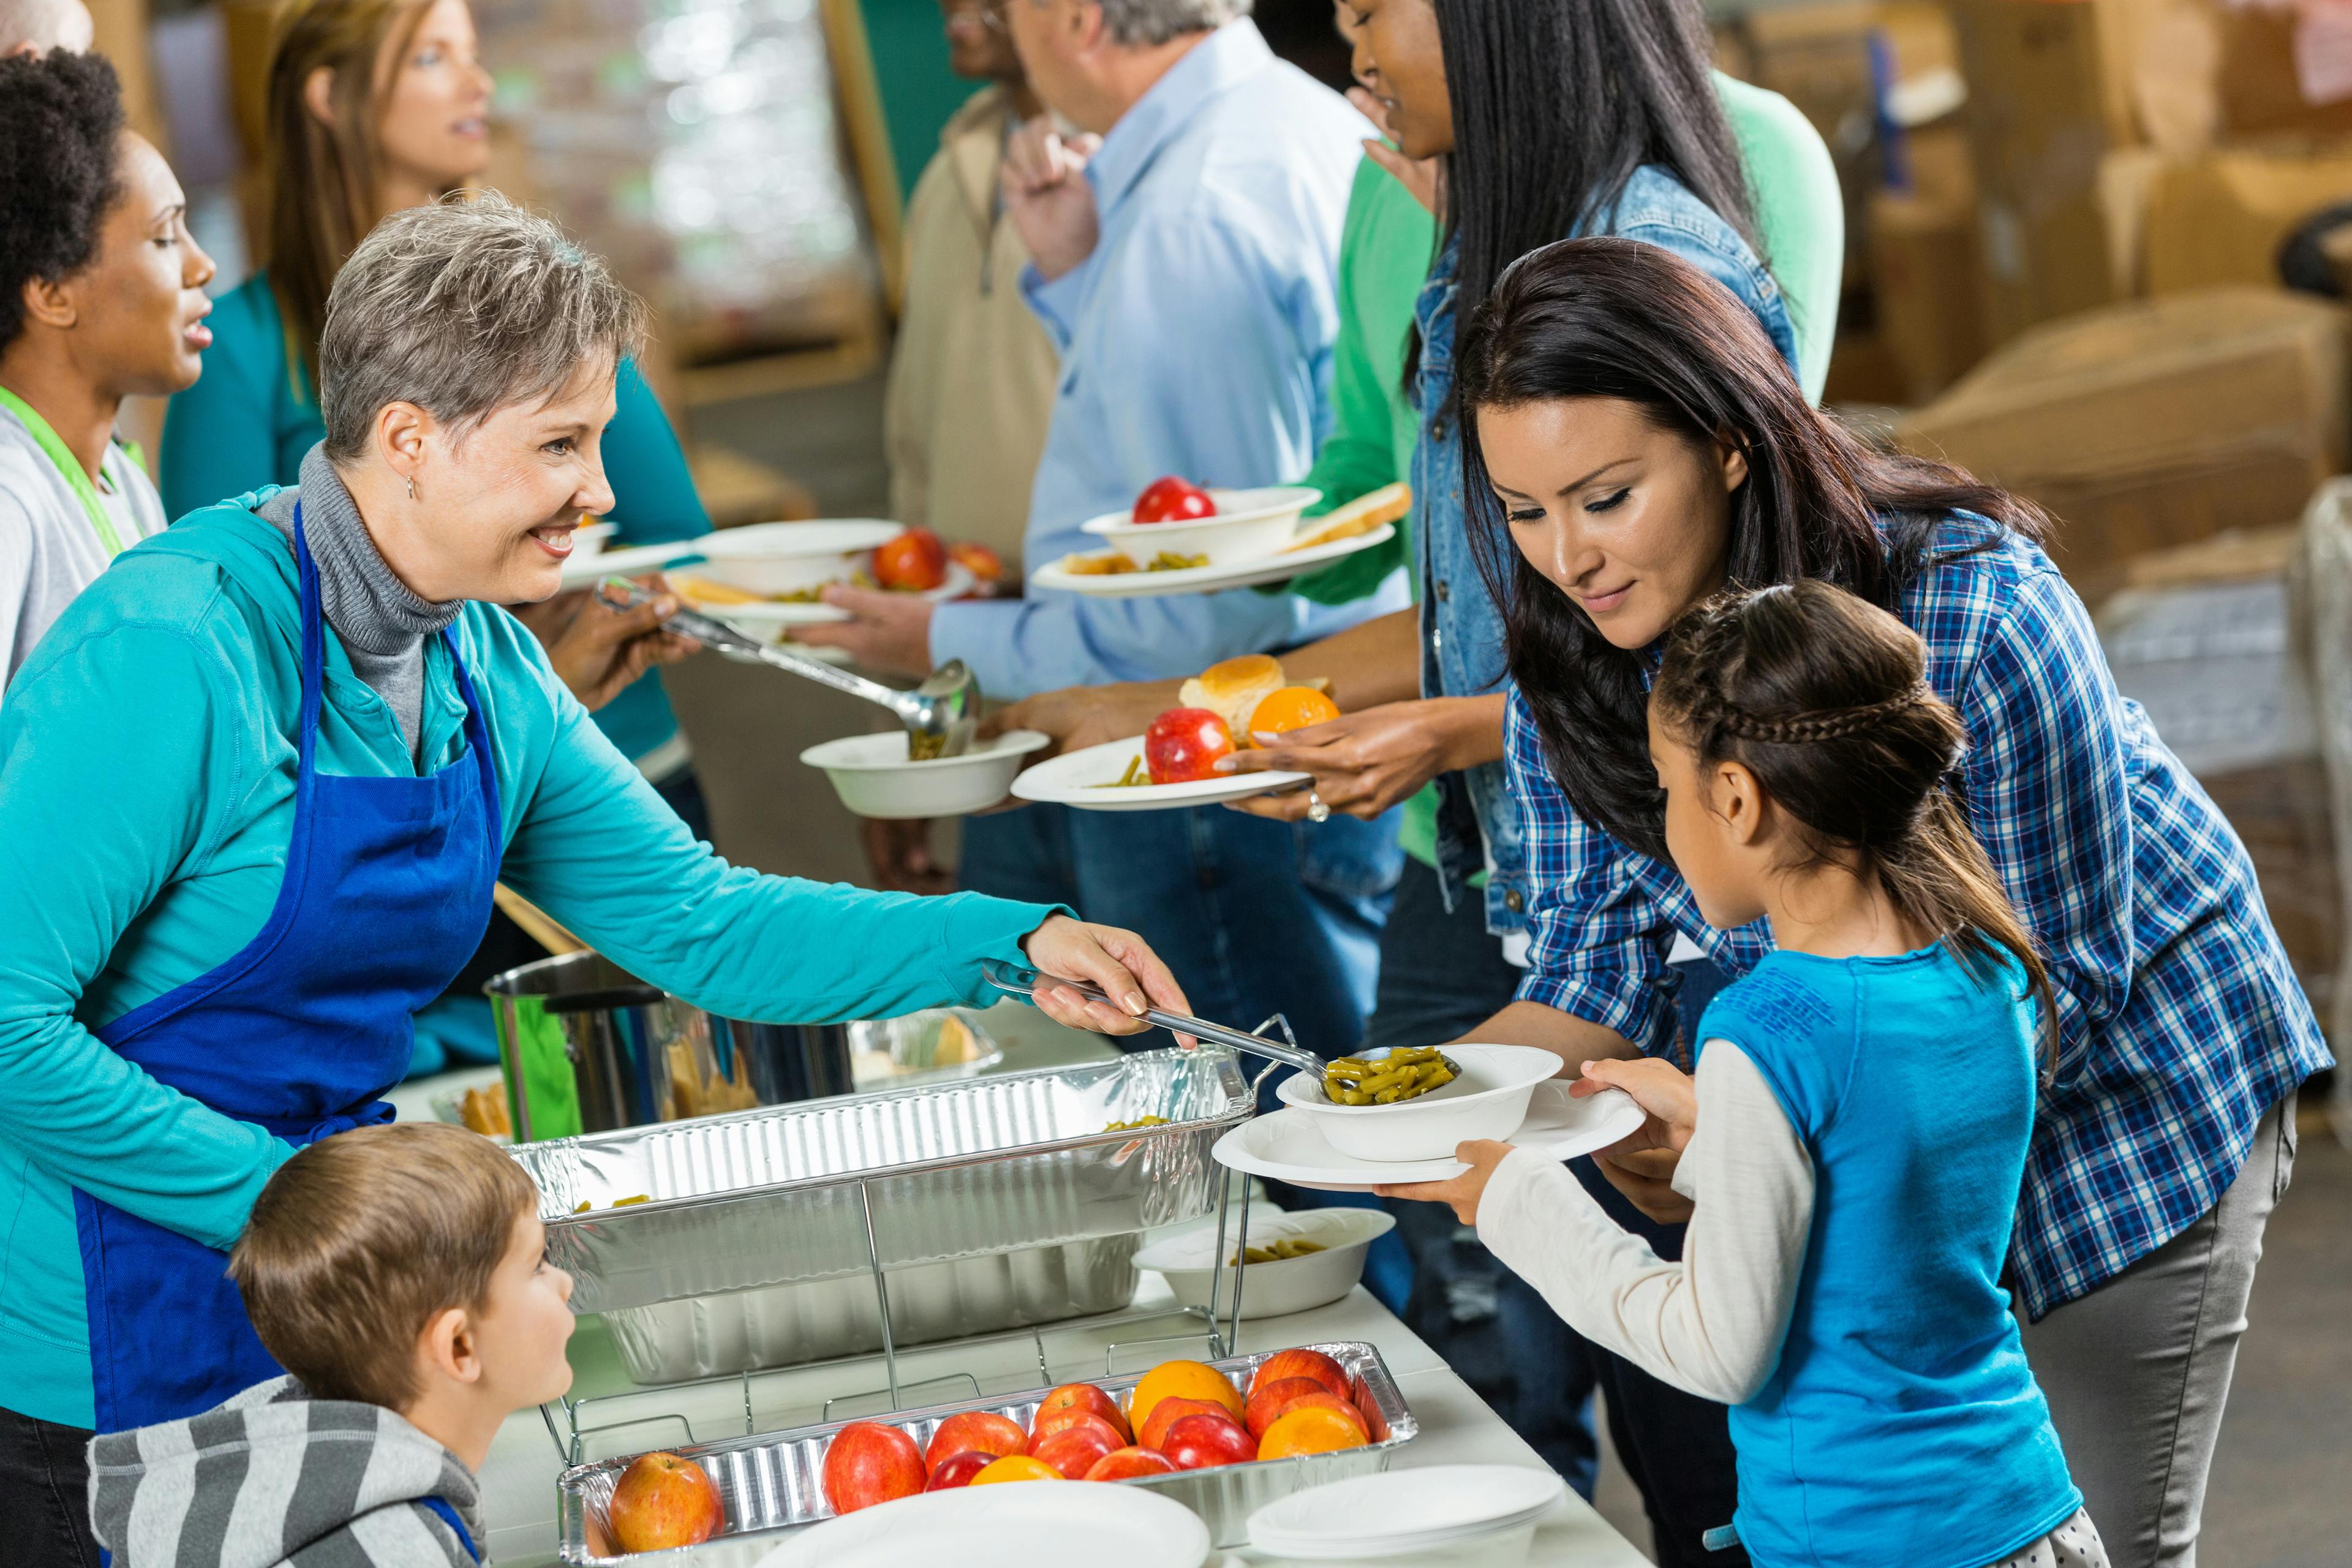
top-left (957, 801), bottom-right (1398, 1061)
top-left (1366, 859), bottom-right (1600, 1499)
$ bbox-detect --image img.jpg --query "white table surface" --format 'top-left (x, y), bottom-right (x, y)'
top-left (418, 1006), bottom-right (1643, 1567)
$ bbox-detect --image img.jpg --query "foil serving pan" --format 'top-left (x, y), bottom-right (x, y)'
top-left (605, 1234), bottom-right (1141, 1384)
top-left (514, 1046), bottom-right (1250, 1314)
top-left (557, 1340), bottom-right (1414, 1559)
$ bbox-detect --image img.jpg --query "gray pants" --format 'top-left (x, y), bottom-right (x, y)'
top-left (2020, 1098), bottom-right (2299, 1568)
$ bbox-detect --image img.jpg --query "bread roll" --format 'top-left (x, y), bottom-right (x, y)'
top-left (1179, 654), bottom-right (1286, 733)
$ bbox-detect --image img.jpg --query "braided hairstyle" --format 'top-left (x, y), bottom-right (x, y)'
top-left (1653, 581), bottom-right (2056, 1059)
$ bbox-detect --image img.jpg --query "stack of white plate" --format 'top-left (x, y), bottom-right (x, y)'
top-left (1243, 1465), bottom-right (1566, 1566)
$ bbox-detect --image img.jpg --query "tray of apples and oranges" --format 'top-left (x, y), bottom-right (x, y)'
top-left (1010, 654), bottom-right (1341, 812)
top-left (562, 1341), bottom-right (1413, 1559)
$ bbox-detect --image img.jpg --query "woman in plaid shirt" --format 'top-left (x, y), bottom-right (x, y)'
top-left (1444, 237), bottom-right (2329, 1568)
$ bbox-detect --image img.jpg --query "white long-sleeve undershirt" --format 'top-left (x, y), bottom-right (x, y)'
top-left (1477, 1041), bottom-right (1815, 1406)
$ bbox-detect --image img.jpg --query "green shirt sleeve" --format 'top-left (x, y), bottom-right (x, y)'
top-left (488, 613), bottom-right (1064, 1021)
top-left (1715, 71), bottom-right (1844, 406)
top-left (0, 590), bottom-right (293, 1250)
top-left (1278, 157), bottom-right (1436, 608)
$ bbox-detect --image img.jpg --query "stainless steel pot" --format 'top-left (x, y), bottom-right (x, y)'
top-left (485, 951), bottom-right (853, 1141)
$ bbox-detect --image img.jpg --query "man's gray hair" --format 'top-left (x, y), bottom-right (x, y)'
top-left (318, 191), bottom-right (647, 464)
top-left (1096, 0), bottom-right (1250, 48)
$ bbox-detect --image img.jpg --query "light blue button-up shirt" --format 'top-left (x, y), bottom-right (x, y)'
top-left (928, 21), bottom-right (1407, 699)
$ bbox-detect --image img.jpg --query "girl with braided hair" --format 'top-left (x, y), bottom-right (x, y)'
top-left (1386, 235), bottom-right (2324, 1568)
top-left (1389, 578), bottom-right (2103, 1567)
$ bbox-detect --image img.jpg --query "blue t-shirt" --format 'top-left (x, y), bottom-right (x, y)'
top-left (1696, 945), bottom-right (2079, 1568)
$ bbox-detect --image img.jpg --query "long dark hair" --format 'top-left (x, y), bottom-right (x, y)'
top-left (1436, 0), bottom-right (1755, 355)
top-left (1653, 581), bottom-right (2057, 1055)
top-left (1455, 236), bottom-right (2048, 864)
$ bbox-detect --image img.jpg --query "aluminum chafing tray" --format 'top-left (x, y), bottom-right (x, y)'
top-left (515, 1046), bottom-right (1251, 1315)
top-left (556, 1340), bottom-right (1414, 1559)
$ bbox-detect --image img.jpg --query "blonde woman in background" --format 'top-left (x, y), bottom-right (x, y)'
top-left (160, 0), bottom-right (709, 831)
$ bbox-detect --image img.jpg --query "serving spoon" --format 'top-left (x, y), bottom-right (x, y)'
top-left (595, 577), bottom-right (979, 759)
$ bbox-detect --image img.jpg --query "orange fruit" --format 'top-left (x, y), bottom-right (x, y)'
top-left (1246, 686), bottom-right (1341, 741)
top-left (1257, 1404), bottom-right (1371, 1460)
top-left (968, 1455), bottom-right (1064, 1485)
top-left (1128, 1360), bottom-right (1246, 1435)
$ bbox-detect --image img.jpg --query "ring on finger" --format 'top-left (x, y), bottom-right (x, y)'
top-left (1306, 789), bottom-right (1331, 825)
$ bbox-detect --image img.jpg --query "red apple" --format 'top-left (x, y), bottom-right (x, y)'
top-left (1035, 1382), bottom-right (1130, 1443)
top-left (1163, 1412), bottom-right (1257, 1471)
top-left (820, 1423), bottom-right (925, 1517)
top-left (1144, 707), bottom-right (1234, 786)
top-left (1028, 1410), bottom-right (1125, 1455)
top-left (1249, 1348), bottom-right (1351, 1404)
top-left (874, 527), bottom-right (949, 591)
top-left (1084, 1446), bottom-right (1180, 1482)
top-left (607, 1452), bottom-right (724, 1552)
top-left (923, 1450), bottom-right (996, 1491)
top-left (923, 1411), bottom-right (1027, 1473)
top-left (1027, 1423), bottom-right (1120, 1480)
top-left (1137, 1395), bottom-right (1229, 1453)
top-left (1131, 476), bottom-right (1216, 523)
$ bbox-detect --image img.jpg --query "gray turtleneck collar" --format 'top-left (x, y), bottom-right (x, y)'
top-left (255, 445), bottom-right (463, 760)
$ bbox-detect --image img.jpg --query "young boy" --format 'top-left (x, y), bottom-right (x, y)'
top-left (87, 1123), bottom-right (574, 1566)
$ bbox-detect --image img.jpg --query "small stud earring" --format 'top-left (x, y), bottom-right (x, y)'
top-left (405, 475), bottom-right (419, 502)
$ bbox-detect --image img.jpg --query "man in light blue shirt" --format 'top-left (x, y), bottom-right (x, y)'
top-left (808, 1), bottom-right (1403, 1058)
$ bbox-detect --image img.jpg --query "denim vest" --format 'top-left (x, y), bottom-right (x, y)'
top-left (1413, 166), bottom-right (1800, 935)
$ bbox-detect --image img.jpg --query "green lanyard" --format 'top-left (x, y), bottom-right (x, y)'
top-left (0, 385), bottom-right (127, 557)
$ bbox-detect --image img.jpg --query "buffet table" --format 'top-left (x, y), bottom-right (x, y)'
top-left (395, 1011), bottom-right (1648, 1566)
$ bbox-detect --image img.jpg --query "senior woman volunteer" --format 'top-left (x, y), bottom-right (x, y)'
top-left (0, 195), bottom-right (1185, 1559)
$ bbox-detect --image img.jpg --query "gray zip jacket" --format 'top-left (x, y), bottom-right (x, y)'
top-left (87, 1376), bottom-right (484, 1567)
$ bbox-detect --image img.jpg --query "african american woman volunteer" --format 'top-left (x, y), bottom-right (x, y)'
top-left (0, 195), bottom-right (1189, 1561)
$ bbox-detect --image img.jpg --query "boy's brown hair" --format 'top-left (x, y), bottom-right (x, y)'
top-left (230, 1121), bottom-right (541, 1410)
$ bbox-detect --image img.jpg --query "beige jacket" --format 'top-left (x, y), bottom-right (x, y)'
top-left (883, 85), bottom-right (1060, 571)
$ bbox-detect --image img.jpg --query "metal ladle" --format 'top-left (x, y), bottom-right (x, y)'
top-left (596, 577), bottom-right (979, 759)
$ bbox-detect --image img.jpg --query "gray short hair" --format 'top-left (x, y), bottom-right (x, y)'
top-left (1096, 0), bottom-right (1249, 48)
top-left (318, 191), bottom-right (647, 464)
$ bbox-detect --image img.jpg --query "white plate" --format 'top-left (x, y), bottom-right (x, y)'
top-left (1079, 485), bottom-right (1321, 566)
top-left (1248, 1465), bottom-right (1565, 1558)
top-left (686, 562), bottom-right (976, 625)
top-left (1272, 1044), bottom-right (1564, 1163)
top-left (755, 1481), bottom-right (1212, 1568)
top-left (801, 729), bottom-right (1050, 819)
top-left (1212, 1080), bottom-right (1643, 1192)
top-left (1009, 735), bottom-right (1308, 812)
top-left (557, 537), bottom-right (714, 589)
top-left (1031, 522), bottom-right (1398, 598)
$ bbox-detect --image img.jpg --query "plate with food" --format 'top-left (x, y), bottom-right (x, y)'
top-left (1033, 482), bottom-right (1409, 598)
top-left (1212, 1078), bottom-right (1645, 1193)
top-left (1008, 654), bottom-right (1335, 812)
top-left (673, 562), bottom-right (977, 627)
top-left (1274, 1043), bottom-right (1567, 1161)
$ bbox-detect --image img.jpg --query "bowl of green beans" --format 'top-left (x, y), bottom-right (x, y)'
top-left (1275, 1044), bottom-right (1567, 1163)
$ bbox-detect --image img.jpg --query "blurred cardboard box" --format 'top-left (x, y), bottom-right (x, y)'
top-left (2143, 139), bottom-right (2352, 293)
top-left (1895, 288), bottom-right (2351, 599)
top-left (1867, 123), bottom-right (1994, 400)
top-left (2097, 526), bottom-right (2337, 1015)
top-left (1952, 0), bottom-right (2155, 339)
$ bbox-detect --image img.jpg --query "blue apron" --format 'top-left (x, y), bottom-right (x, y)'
top-left (72, 506), bottom-right (501, 1433)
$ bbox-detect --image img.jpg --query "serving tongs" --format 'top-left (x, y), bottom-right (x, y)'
top-left (596, 576), bottom-right (978, 759)
top-left (982, 962), bottom-right (1324, 1077)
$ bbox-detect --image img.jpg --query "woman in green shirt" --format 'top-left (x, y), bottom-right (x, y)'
top-left (159, 0), bottom-right (707, 822)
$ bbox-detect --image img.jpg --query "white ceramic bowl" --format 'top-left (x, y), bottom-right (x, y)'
top-left (1243, 1464), bottom-right (1563, 1566)
top-left (800, 729), bottom-right (1049, 819)
top-left (1134, 1205), bottom-right (1394, 1319)
top-left (695, 519), bottom-right (904, 597)
top-left (568, 521), bottom-right (617, 562)
top-left (1077, 484), bottom-right (1321, 567)
top-left (756, 1480), bottom-right (1212, 1568)
top-left (1273, 1044), bottom-right (1564, 1163)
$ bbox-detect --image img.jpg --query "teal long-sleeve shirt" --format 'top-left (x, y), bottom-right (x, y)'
top-left (0, 497), bottom-right (1060, 1428)
top-left (159, 272), bottom-right (709, 769)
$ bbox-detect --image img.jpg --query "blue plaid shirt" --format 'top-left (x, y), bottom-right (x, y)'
top-left (1508, 515), bottom-right (2331, 1318)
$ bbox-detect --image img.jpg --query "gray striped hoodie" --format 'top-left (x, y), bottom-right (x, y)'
top-left (87, 1376), bottom-right (486, 1567)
